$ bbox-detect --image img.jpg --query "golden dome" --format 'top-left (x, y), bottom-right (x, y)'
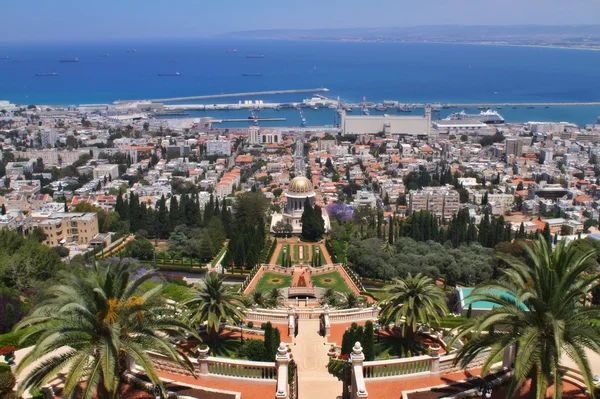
top-left (288, 176), bottom-right (313, 194)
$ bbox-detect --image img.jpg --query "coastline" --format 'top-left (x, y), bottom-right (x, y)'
top-left (227, 36), bottom-right (600, 52)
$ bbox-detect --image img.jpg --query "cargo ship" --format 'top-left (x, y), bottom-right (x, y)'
top-left (242, 73), bottom-right (262, 77)
top-left (158, 72), bottom-right (180, 76)
top-left (35, 72), bottom-right (58, 77)
top-left (60, 57), bottom-right (79, 62)
top-left (446, 109), bottom-right (505, 124)
top-left (246, 55), bottom-right (265, 59)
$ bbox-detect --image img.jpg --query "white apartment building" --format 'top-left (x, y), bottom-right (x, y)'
top-left (408, 187), bottom-right (460, 219)
top-left (206, 139), bottom-right (231, 156)
top-left (93, 164), bottom-right (120, 180)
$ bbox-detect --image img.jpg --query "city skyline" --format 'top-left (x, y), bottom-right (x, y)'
top-left (0, 0), bottom-right (599, 42)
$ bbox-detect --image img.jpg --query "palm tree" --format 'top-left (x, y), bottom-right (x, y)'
top-left (251, 290), bottom-right (267, 308)
top-left (16, 261), bottom-right (195, 399)
top-left (183, 272), bottom-right (246, 341)
top-left (266, 287), bottom-right (285, 308)
top-left (342, 292), bottom-right (363, 309)
top-left (322, 287), bottom-right (339, 307)
top-left (452, 238), bottom-right (600, 398)
top-left (379, 273), bottom-right (448, 341)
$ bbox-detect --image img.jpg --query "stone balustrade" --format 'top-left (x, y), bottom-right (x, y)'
top-left (147, 351), bottom-right (277, 381)
top-left (363, 355), bottom-right (432, 379)
top-left (207, 357), bottom-right (277, 380)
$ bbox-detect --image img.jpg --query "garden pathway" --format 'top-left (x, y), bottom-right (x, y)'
top-left (294, 319), bottom-right (341, 399)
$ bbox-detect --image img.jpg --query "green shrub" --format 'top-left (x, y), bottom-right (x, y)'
top-left (0, 364), bottom-right (10, 373)
top-left (161, 283), bottom-right (190, 302)
top-left (0, 370), bottom-right (16, 394)
top-left (168, 278), bottom-right (189, 287)
top-left (261, 323), bottom-right (267, 330)
top-left (238, 339), bottom-right (265, 361)
top-left (247, 321), bottom-right (254, 329)
top-left (0, 329), bottom-right (37, 349)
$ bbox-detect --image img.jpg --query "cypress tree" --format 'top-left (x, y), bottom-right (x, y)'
top-left (204, 193), bottom-right (214, 224)
top-left (156, 195), bottom-right (169, 239)
top-left (301, 199), bottom-right (314, 240)
top-left (362, 321), bottom-right (375, 361)
top-left (388, 216), bottom-right (394, 245)
top-left (169, 195), bottom-right (179, 231)
top-left (115, 192), bottom-right (126, 219)
top-left (129, 193), bottom-right (141, 233)
top-left (518, 222), bottom-right (525, 239)
top-left (263, 322), bottom-right (273, 360)
top-left (466, 304), bottom-right (472, 318)
top-left (478, 210), bottom-right (491, 247)
top-left (542, 222), bottom-right (552, 248)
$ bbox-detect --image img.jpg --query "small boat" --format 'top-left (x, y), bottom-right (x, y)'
top-left (11, 60), bottom-right (23, 63)
top-left (60, 57), bottom-right (79, 63)
top-left (0, 56), bottom-right (9, 60)
top-left (398, 105), bottom-right (412, 113)
top-left (158, 72), bottom-right (180, 76)
top-left (100, 53), bottom-right (110, 57)
top-left (168, 60), bottom-right (179, 63)
top-left (35, 72), bottom-right (58, 77)
top-left (246, 55), bottom-right (265, 59)
top-left (545, 106), bottom-right (550, 108)
top-left (496, 107), bottom-right (503, 109)
top-left (375, 105), bottom-right (386, 111)
top-left (126, 49), bottom-right (137, 53)
top-left (527, 106), bottom-right (535, 109)
top-left (242, 73), bottom-right (262, 77)
top-left (512, 107), bottom-right (517, 109)
top-left (477, 106), bottom-right (487, 110)
top-left (226, 49), bottom-right (238, 53)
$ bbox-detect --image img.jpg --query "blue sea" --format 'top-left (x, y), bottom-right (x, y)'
top-left (1, 39), bottom-right (600, 126)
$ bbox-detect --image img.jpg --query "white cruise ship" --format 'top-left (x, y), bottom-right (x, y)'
top-left (446, 109), bottom-right (505, 124)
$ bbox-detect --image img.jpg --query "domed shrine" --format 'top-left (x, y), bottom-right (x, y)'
top-left (270, 176), bottom-right (330, 235)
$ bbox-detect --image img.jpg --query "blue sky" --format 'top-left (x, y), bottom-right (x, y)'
top-left (0, 0), bottom-right (598, 42)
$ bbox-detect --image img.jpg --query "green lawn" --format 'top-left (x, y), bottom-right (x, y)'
top-left (254, 271), bottom-right (292, 292)
top-left (310, 271), bottom-right (352, 293)
top-left (276, 244), bottom-right (291, 265)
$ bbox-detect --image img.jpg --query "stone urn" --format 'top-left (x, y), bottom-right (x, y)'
top-left (196, 345), bottom-right (210, 359)
top-left (429, 344), bottom-right (441, 357)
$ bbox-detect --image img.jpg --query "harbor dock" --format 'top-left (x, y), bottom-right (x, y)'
top-left (114, 88), bottom-right (329, 104)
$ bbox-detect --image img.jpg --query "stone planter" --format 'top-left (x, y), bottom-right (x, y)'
top-left (196, 346), bottom-right (210, 359)
top-left (429, 344), bottom-right (441, 357)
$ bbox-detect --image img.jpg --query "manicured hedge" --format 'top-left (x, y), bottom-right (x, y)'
top-left (0, 329), bottom-right (37, 349)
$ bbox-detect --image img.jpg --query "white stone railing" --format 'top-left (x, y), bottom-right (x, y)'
top-left (361, 348), bottom-right (491, 381)
top-left (246, 306), bottom-right (379, 325)
top-left (363, 355), bottom-right (432, 379)
top-left (207, 357), bottom-right (277, 380)
top-left (246, 309), bottom-right (290, 324)
top-left (327, 307), bottom-right (379, 324)
top-left (147, 351), bottom-right (278, 381)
